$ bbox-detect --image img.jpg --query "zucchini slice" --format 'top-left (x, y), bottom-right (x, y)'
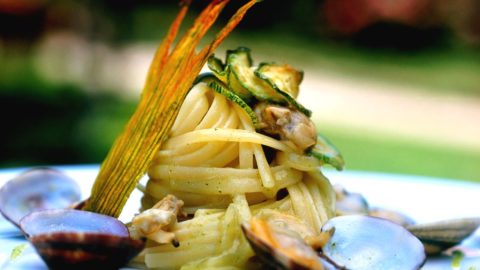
top-left (227, 67), bottom-right (253, 103)
top-left (308, 134), bottom-right (345, 171)
top-left (208, 47), bottom-right (311, 117)
top-left (207, 53), bottom-right (253, 102)
top-left (207, 55), bottom-right (228, 83)
top-left (195, 73), bottom-right (259, 127)
top-left (255, 62), bottom-right (303, 98)
top-left (227, 47), bottom-right (284, 103)
top-left (255, 63), bottom-right (311, 117)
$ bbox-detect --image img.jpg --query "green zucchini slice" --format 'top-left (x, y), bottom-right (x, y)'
top-left (255, 63), bottom-right (303, 98)
top-left (227, 47), bottom-right (284, 103)
top-left (227, 68), bottom-right (253, 103)
top-left (308, 134), bottom-right (345, 171)
top-left (207, 55), bottom-right (227, 83)
top-left (207, 53), bottom-right (253, 102)
top-left (255, 63), bottom-right (311, 117)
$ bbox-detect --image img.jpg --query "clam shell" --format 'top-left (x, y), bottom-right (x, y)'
top-left (0, 168), bottom-right (81, 227)
top-left (406, 217), bottom-right (480, 255)
top-left (321, 215), bottom-right (426, 270)
top-left (334, 185), bottom-right (369, 215)
top-left (20, 209), bottom-right (145, 270)
top-left (241, 224), bottom-right (323, 270)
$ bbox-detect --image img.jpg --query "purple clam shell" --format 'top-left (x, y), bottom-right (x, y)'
top-left (321, 215), bottom-right (426, 270)
top-left (20, 209), bottom-right (144, 270)
top-left (0, 168), bottom-right (81, 227)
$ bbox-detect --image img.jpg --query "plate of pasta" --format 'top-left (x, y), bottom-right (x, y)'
top-left (1, 1), bottom-right (480, 269)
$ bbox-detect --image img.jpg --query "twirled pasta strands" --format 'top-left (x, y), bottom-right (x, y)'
top-left (161, 128), bottom-right (293, 153)
top-left (84, 0), bottom-right (259, 217)
top-left (140, 72), bottom-right (337, 268)
top-left (149, 164), bottom-right (303, 195)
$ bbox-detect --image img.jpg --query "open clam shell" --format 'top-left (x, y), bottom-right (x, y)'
top-left (0, 168), bottom-right (81, 227)
top-left (20, 209), bottom-right (145, 270)
top-left (321, 215), bottom-right (426, 270)
top-left (241, 217), bottom-right (324, 270)
top-left (406, 217), bottom-right (480, 255)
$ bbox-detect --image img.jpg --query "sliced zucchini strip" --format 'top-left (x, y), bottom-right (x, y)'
top-left (207, 55), bottom-right (227, 83)
top-left (255, 62), bottom-right (303, 98)
top-left (308, 134), bottom-right (345, 171)
top-left (207, 52), bottom-right (253, 102)
top-left (255, 63), bottom-right (311, 117)
top-left (227, 47), bottom-right (283, 103)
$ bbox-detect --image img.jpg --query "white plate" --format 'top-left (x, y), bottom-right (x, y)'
top-left (0, 166), bottom-right (479, 269)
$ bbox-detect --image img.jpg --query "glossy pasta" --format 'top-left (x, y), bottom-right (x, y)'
top-left (137, 79), bottom-right (337, 269)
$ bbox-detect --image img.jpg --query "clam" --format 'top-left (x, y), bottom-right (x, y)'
top-left (0, 167), bottom-right (81, 227)
top-left (320, 215), bottom-right (426, 270)
top-left (242, 213), bottom-right (426, 270)
top-left (406, 217), bottom-right (480, 256)
top-left (334, 185), bottom-right (415, 226)
top-left (334, 185), bottom-right (369, 215)
top-left (242, 216), bottom-right (325, 270)
top-left (20, 209), bottom-right (145, 270)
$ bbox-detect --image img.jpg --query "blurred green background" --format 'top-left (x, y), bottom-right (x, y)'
top-left (1, 0), bottom-right (479, 182)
